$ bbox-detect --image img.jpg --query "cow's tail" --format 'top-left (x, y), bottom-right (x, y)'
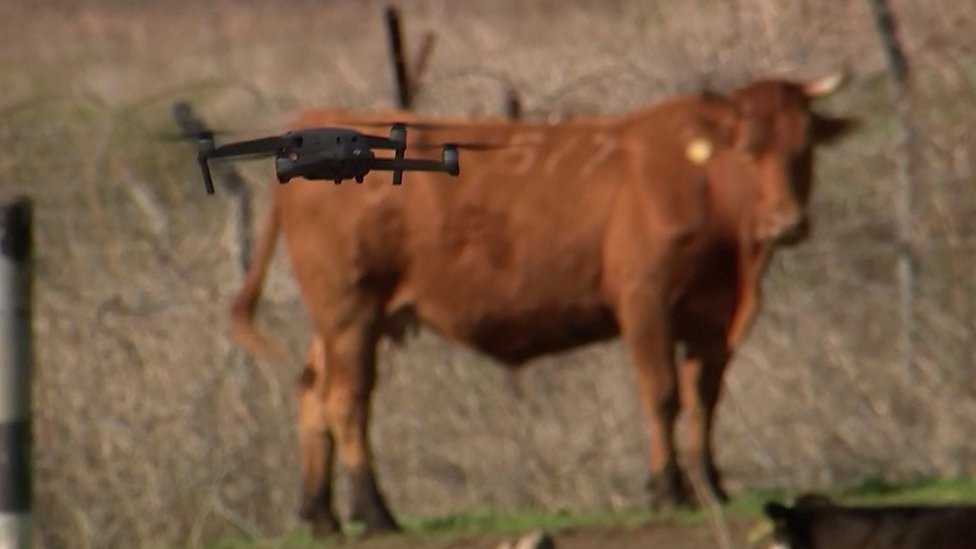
top-left (228, 198), bottom-right (287, 361)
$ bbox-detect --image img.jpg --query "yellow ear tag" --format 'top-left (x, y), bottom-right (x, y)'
top-left (686, 137), bottom-right (713, 165)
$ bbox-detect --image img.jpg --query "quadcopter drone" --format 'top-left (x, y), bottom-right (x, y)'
top-left (188, 122), bottom-right (465, 194)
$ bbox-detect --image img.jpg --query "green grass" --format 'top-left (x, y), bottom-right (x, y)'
top-left (837, 475), bottom-right (976, 505)
top-left (192, 477), bottom-right (976, 549)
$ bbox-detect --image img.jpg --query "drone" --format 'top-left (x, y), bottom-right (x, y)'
top-left (187, 122), bottom-right (469, 194)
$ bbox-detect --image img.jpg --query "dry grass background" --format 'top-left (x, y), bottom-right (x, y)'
top-left (1, 0), bottom-right (974, 548)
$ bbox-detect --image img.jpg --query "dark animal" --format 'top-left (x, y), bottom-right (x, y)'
top-left (762, 493), bottom-right (976, 549)
top-left (228, 75), bottom-right (856, 535)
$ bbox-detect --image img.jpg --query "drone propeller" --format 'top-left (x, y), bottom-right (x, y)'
top-left (206, 135), bottom-right (299, 159)
top-left (369, 157), bottom-right (453, 173)
top-left (411, 141), bottom-right (507, 151)
top-left (155, 128), bottom-right (246, 143)
top-left (343, 119), bottom-right (457, 131)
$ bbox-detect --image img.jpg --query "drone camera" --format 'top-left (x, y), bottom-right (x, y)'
top-left (275, 156), bottom-right (296, 184)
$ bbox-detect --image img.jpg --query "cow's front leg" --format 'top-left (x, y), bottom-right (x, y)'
top-left (726, 244), bottom-right (770, 348)
top-left (618, 288), bottom-right (690, 510)
top-left (678, 334), bottom-right (731, 506)
top-left (297, 337), bottom-right (341, 537)
top-left (323, 313), bottom-right (400, 534)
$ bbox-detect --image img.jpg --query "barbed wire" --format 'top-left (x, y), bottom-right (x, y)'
top-left (24, 233), bottom-right (976, 262)
top-left (32, 242), bottom-right (974, 321)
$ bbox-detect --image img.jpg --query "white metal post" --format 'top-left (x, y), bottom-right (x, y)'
top-left (0, 196), bottom-right (32, 549)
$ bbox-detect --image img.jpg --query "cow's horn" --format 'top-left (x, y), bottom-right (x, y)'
top-left (804, 71), bottom-right (846, 98)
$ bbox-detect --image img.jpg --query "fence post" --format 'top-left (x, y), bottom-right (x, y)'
top-left (0, 196), bottom-right (32, 549)
top-left (384, 6), bottom-right (412, 110)
top-left (868, 0), bottom-right (916, 375)
top-left (505, 88), bottom-right (522, 120)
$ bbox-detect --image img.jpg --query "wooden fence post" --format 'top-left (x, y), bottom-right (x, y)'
top-left (0, 195), bottom-right (32, 549)
top-left (868, 0), bottom-right (916, 375)
top-left (385, 6), bottom-right (413, 110)
top-left (505, 88), bottom-right (522, 120)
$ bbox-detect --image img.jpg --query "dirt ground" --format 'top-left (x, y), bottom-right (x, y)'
top-left (336, 518), bottom-right (760, 549)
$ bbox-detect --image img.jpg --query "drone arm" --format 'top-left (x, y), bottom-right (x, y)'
top-left (369, 158), bottom-right (451, 174)
top-left (364, 135), bottom-right (402, 150)
top-left (197, 152), bottom-right (215, 194)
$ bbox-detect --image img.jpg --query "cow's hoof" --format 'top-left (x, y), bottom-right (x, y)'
top-left (705, 462), bottom-right (731, 503)
top-left (300, 498), bottom-right (341, 538)
top-left (349, 471), bottom-right (401, 534)
top-left (650, 492), bottom-right (693, 512)
top-left (355, 508), bottom-right (401, 535)
top-left (646, 469), bottom-right (693, 511)
top-left (351, 500), bottom-right (401, 534)
top-left (311, 516), bottom-right (342, 538)
top-left (302, 510), bottom-right (341, 539)
top-left (688, 464), bottom-right (730, 506)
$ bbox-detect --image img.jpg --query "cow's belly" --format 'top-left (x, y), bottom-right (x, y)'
top-left (420, 297), bottom-right (618, 366)
top-left (399, 241), bottom-right (616, 365)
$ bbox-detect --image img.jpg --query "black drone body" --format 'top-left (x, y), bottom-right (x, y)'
top-left (193, 123), bottom-right (461, 195)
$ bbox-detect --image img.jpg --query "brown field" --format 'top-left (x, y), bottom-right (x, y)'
top-left (2, 1), bottom-right (975, 548)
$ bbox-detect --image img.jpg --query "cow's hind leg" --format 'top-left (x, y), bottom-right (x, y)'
top-left (297, 337), bottom-right (341, 536)
top-left (322, 307), bottom-right (399, 534)
top-left (678, 333), bottom-right (731, 505)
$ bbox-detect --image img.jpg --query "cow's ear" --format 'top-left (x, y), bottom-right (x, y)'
top-left (726, 98), bottom-right (766, 154)
top-left (734, 116), bottom-right (763, 153)
top-left (812, 114), bottom-right (859, 144)
top-left (710, 91), bottom-right (766, 154)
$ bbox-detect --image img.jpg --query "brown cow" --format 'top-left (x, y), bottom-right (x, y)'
top-left (228, 75), bottom-right (856, 536)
